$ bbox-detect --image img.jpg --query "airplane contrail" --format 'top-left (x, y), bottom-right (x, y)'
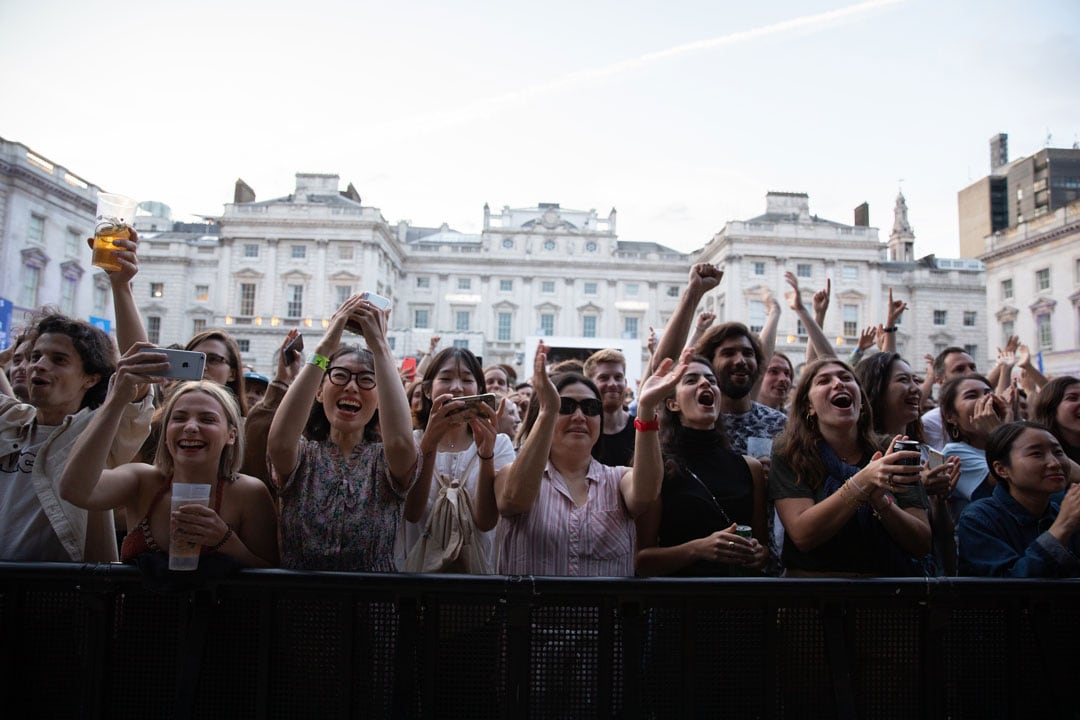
top-left (364, 0), bottom-right (906, 139)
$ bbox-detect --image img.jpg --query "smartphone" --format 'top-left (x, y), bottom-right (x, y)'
top-left (283, 333), bottom-right (304, 366)
top-left (925, 447), bottom-right (945, 470)
top-left (138, 347), bottom-right (205, 381)
top-left (452, 393), bottom-right (498, 414)
top-left (361, 291), bottom-right (391, 310)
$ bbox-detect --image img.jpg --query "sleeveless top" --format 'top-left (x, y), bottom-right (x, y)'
top-left (120, 480), bottom-right (227, 562)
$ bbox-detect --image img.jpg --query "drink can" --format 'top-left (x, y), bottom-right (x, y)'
top-left (894, 439), bottom-right (922, 466)
top-left (735, 525), bottom-right (752, 539)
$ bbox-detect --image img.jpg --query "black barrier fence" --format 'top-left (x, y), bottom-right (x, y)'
top-left (1, 563), bottom-right (1078, 719)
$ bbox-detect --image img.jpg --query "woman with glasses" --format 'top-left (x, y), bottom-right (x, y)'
top-left (635, 355), bottom-right (769, 577)
top-left (495, 342), bottom-right (683, 576)
top-left (185, 330), bottom-right (249, 417)
top-left (268, 294), bottom-right (419, 571)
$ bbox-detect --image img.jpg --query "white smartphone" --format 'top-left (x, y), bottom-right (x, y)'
top-left (138, 347), bottom-right (205, 381)
top-left (361, 291), bottom-right (391, 309)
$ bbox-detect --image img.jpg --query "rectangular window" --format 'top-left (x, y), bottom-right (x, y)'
top-left (1001, 320), bottom-right (1015, 344)
top-left (20, 266), bottom-right (40, 308)
top-left (457, 278), bottom-right (472, 291)
top-left (796, 319), bottom-right (807, 337)
top-left (93, 284), bottom-right (108, 314)
top-left (497, 312), bottom-right (512, 341)
top-left (147, 317), bottom-right (161, 345)
top-left (453, 339), bottom-right (469, 349)
top-left (963, 311), bottom-right (976, 327)
top-left (417, 276), bottom-right (431, 289)
top-left (243, 244), bottom-right (259, 258)
top-left (286, 284), bottom-right (304, 318)
top-left (667, 285), bottom-right (680, 297)
top-left (843, 304), bottom-right (859, 337)
top-left (623, 316), bottom-right (638, 339)
top-left (748, 300), bottom-right (765, 334)
top-left (239, 283), bottom-right (256, 316)
top-left (338, 245), bottom-right (354, 260)
top-left (28, 214), bottom-right (44, 244)
top-left (237, 339), bottom-right (250, 353)
top-left (1037, 314), bottom-right (1053, 350)
top-left (542, 280), bottom-right (555, 294)
top-left (540, 313), bottom-right (555, 336)
top-left (1075, 258), bottom-right (1080, 284)
top-left (625, 283), bottom-right (639, 296)
top-left (964, 344), bottom-right (978, 357)
top-left (61, 276), bottom-right (77, 315)
top-left (933, 310), bottom-right (947, 326)
top-left (414, 309), bottom-right (429, 329)
top-left (1001, 279), bottom-right (1013, 299)
top-left (455, 310), bottom-right (470, 332)
top-left (797, 263), bottom-right (812, 278)
top-left (582, 315), bottom-right (597, 338)
top-left (584, 282), bottom-right (598, 296)
top-left (753, 261), bottom-right (766, 276)
top-left (843, 265), bottom-right (859, 281)
top-left (150, 282), bottom-right (164, 299)
top-left (499, 279), bottom-right (513, 292)
top-left (1036, 268), bottom-right (1050, 292)
top-left (193, 318), bottom-right (207, 335)
top-left (335, 285), bottom-right (352, 308)
top-left (195, 285), bottom-right (209, 302)
top-left (66, 229), bottom-right (81, 257)
top-left (290, 245), bottom-right (306, 260)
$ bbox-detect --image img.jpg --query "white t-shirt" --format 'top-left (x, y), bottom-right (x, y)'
top-left (921, 407), bottom-right (946, 451)
top-left (402, 433), bottom-right (516, 571)
top-left (0, 424), bottom-right (68, 561)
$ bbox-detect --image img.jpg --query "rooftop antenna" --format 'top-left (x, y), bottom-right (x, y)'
top-left (1045, 129), bottom-right (1052, 147)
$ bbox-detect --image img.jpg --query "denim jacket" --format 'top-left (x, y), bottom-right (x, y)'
top-left (957, 484), bottom-right (1080, 577)
top-left (0, 393), bottom-right (153, 562)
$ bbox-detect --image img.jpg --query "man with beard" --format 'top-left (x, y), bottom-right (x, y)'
top-left (584, 348), bottom-right (635, 466)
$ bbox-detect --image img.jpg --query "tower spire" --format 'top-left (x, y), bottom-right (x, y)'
top-left (889, 191), bottom-right (915, 262)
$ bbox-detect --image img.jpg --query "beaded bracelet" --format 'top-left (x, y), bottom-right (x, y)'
top-left (209, 527), bottom-right (233, 552)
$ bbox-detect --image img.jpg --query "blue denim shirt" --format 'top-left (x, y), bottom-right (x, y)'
top-left (957, 484), bottom-right (1080, 577)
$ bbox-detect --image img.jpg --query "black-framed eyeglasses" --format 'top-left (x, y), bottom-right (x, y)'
top-left (326, 367), bottom-right (377, 389)
top-left (559, 397), bottom-right (602, 417)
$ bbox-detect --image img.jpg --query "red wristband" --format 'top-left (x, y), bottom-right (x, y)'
top-left (634, 416), bottom-right (660, 432)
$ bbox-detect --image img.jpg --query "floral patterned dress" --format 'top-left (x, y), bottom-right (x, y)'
top-left (278, 437), bottom-right (419, 571)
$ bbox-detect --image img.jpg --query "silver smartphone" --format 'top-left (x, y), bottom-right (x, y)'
top-left (138, 347), bottom-right (205, 381)
top-left (361, 291), bottom-right (391, 309)
top-left (450, 393), bottom-right (498, 416)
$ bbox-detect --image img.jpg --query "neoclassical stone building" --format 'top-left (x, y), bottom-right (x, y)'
top-left (132, 173), bottom-right (691, 379)
top-left (694, 191), bottom-right (987, 367)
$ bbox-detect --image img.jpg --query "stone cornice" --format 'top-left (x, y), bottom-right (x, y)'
top-left (979, 219), bottom-right (1080, 264)
top-left (0, 160), bottom-right (97, 212)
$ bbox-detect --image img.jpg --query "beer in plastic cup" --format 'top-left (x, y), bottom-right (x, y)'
top-left (169, 483), bottom-right (212, 571)
top-left (746, 436), bottom-right (773, 459)
top-left (91, 193), bottom-right (138, 272)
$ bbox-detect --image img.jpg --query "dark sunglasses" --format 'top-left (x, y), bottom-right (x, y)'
top-left (559, 397), bottom-right (602, 417)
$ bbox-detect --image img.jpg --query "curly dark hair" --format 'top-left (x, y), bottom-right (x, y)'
top-left (693, 322), bottom-right (766, 385)
top-left (34, 314), bottom-right (118, 411)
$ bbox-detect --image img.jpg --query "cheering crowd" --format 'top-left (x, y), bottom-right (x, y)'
top-left (2, 236), bottom-right (1078, 579)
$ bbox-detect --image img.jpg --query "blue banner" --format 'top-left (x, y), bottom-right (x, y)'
top-left (0, 297), bottom-right (13, 349)
top-left (89, 316), bottom-right (112, 334)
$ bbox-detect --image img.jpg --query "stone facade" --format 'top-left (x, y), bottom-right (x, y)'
top-left (0, 138), bottom-right (112, 334)
top-left (694, 192), bottom-right (987, 368)
top-left (980, 199), bottom-right (1080, 377)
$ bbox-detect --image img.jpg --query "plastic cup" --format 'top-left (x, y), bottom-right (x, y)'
top-left (169, 483), bottom-right (212, 571)
top-left (746, 436), bottom-right (773, 459)
top-left (91, 192), bottom-right (138, 272)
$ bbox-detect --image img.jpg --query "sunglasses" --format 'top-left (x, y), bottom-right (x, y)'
top-left (204, 352), bottom-right (231, 367)
top-left (559, 397), bottom-right (602, 417)
top-left (326, 367), bottom-right (377, 389)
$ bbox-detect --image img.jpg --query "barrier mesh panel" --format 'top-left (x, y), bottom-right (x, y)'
top-left (427, 601), bottom-right (507, 719)
top-left (943, 608), bottom-right (1008, 718)
top-left (528, 604), bottom-right (606, 719)
top-left (192, 590), bottom-right (262, 719)
top-left (351, 599), bottom-right (398, 718)
top-left (106, 590), bottom-right (185, 720)
top-left (18, 588), bottom-right (90, 718)
top-left (774, 607), bottom-right (833, 718)
top-left (852, 606), bottom-right (923, 719)
top-left (268, 596), bottom-right (347, 719)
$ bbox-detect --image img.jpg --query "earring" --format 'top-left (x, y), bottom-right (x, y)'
top-left (805, 412), bottom-right (817, 429)
top-left (948, 423), bottom-right (960, 440)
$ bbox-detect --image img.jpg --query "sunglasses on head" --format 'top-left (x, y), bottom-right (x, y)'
top-left (559, 397), bottom-right (602, 417)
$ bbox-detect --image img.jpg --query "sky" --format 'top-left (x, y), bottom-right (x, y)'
top-left (1, 0), bottom-right (1077, 257)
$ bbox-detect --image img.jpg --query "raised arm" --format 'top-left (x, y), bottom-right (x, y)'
top-left (880, 288), bottom-right (906, 354)
top-left (751, 291), bottom-right (779, 401)
top-left (620, 353), bottom-right (688, 517)
top-left (1016, 344), bottom-right (1048, 391)
top-left (496, 342), bottom-right (557, 517)
top-left (355, 298), bottom-right (417, 490)
top-left (651, 264), bottom-right (722, 374)
top-left (415, 335), bottom-right (440, 378)
top-left (785, 272), bottom-right (835, 363)
top-left (241, 330), bottom-right (301, 485)
top-left (686, 312), bottom-right (715, 351)
top-left (59, 343), bottom-right (168, 510)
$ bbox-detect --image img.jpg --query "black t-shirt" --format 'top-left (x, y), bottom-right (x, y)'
top-left (592, 415), bottom-right (636, 467)
top-left (658, 428), bottom-right (755, 577)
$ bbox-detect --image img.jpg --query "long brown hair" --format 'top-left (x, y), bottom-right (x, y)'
top-left (773, 358), bottom-right (881, 491)
top-left (185, 329), bottom-right (249, 417)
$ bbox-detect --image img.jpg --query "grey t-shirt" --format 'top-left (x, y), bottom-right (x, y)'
top-left (0, 424), bottom-right (68, 561)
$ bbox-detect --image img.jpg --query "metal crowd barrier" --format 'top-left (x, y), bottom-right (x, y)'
top-left (1, 562), bottom-right (1077, 719)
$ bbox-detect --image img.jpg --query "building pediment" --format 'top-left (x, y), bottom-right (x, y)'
top-left (282, 269), bottom-right (312, 281)
top-left (21, 247), bottom-right (49, 268)
top-left (329, 270), bottom-right (360, 281)
top-left (836, 289), bottom-right (867, 302)
top-left (234, 267), bottom-right (265, 279)
top-left (536, 302), bottom-right (561, 313)
top-left (577, 302), bottom-right (603, 314)
top-left (60, 260), bottom-right (85, 280)
top-left (188, 306), bottom-right (215, 318)
top-left (1029, 297), bottom-right (1057, 314)
top-left (995, 305), bottom-right (1019, 323)
top-left (928, 330), bottom-right (953, 344)
top-left (142, 301), bottom-right (169, 315)
top-left (1071, 291), bottom-right (1080, 307)
top-left (492, 300), bottom-right (519, 311)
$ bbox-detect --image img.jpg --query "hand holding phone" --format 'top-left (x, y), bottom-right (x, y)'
top-left (283, 333), bottom-right (304, 365)
top-left (137, 347), bottom-right (205, 381)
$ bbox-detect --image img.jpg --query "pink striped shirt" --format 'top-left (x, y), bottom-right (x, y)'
top-left (496, 459), bottom-right (636, 576)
